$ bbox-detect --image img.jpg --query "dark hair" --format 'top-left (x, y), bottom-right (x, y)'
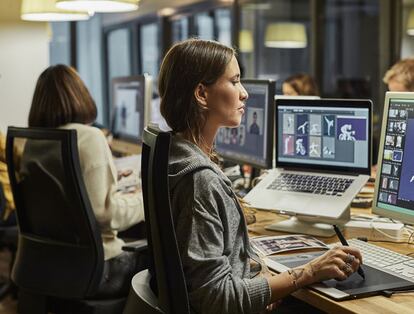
top-left (29, 64), bottom-right (97, 127)
top-left (284, 73), bottom-right (320, 96)
top-left (158, 38), bottom-right (235, 147)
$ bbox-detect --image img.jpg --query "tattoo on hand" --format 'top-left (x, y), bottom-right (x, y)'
top-left (291, 268), bottom-right (305, 280)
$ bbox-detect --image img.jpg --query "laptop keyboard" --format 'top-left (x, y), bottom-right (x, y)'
top-left (266, 173), bottom-right (354, 196)
top-left (332, 239), bottom-right (414, 281)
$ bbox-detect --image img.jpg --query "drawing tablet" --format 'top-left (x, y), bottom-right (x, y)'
top-left (265, 251), bottom-right (414, 300)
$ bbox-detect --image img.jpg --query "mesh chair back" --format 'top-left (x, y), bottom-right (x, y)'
top-left (6, 127), bottom-right (103, 298)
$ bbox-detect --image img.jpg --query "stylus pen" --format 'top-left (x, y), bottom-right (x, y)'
top-left (333, 225), bottom-right (366, 280)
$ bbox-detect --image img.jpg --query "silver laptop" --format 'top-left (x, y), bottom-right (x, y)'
top-left (244, 98), bottom-right (372, 224)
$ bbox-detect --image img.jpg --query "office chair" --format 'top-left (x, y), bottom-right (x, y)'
top-left (6, 126), bottom-right (145, 314)
top-left (123, 125), bottom-right (190, 314)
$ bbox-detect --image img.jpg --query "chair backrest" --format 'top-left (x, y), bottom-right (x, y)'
top-left (141, 125), bottom-right (190, 314)
top-left (6, 126), bottom-right (104, 298)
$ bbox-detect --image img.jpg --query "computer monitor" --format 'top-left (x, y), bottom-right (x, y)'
top-left (215, 79), bottom-right (275, 169)
top-left (111, 75), bottom-right (152, 143)
top-left (373, 92), bottom-right (414, 225)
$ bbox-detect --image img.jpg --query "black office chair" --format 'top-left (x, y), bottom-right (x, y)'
top-left (123, 125), bottom-right (190, 314)
top-left (6, 126), bottom-right (144, 314)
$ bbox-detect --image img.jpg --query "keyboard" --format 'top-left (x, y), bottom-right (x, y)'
top-left (332, 239), bottom-right (414, 281)
top-left (266, 173), bottom-right (354, 196)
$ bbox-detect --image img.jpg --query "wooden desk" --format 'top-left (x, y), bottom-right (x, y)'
top-left (110, 138), bottom-right (141, 156)
top-left (248, 209), bottom-right (414, 314)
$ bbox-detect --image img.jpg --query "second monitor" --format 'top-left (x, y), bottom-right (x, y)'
top-left (111, 75), bottom-right (152, 143)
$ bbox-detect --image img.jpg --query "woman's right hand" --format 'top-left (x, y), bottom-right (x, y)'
top-left (296, 246), bottom-right (363, 287)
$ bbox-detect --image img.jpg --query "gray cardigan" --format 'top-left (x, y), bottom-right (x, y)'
top-left (168, 136), bottom-right (270, 314)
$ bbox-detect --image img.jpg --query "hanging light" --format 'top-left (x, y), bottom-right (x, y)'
top-left (239, 30), bottom-right (254, 53)
top-left (56, 0), bottom-right (139, 13)
top-left (407, 9), bottom-right (414, 35)
top-left (21, 0), bottom-right (90, 21)
top-left (265, 22), bottom-right (307, 48)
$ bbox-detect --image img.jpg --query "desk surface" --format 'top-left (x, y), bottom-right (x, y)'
top-left (111, 138), bottom-right (141, 156)
top-left (248, 208), bottom-right (414, 314)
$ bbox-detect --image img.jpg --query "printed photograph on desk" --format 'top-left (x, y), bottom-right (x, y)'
top-left (113, 154), bottom-right (142, 193)
top-left (250, 234), bottom-right (328, 256)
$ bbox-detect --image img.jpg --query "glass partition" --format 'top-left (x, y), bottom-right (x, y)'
top-left (239, 0), bottom-right (311, 92)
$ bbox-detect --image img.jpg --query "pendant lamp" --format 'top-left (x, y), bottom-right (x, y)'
top-left (56, 0), bottom-right (139, 13)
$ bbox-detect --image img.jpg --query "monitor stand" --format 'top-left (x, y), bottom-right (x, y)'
top-left (265, 208), bottom-right (350, 238)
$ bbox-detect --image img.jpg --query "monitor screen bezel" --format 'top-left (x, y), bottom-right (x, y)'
top-left (215, 79), bottom-right (275, 169)
top-left (275, 98), bottom-right (372, 175)
top-left (373, 92), bottom-right (414, 225)
top-left (111, 75), bottom-right (146, 144)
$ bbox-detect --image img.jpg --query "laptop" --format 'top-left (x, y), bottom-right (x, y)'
top-left (244, 98), bottom-right (372, 223)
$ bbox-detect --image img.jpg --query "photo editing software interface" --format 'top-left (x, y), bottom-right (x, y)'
top-left (277, 105), bottom-right (369, 169)
top-left (112, 78), bottom-right (145, 141)
top-left (215, 82), bottom-right (271, 168)
top-left (377, 98), bottom-right (414, 213)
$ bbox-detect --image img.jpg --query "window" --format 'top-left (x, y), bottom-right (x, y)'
top-left (215, 8), bottom-right (232, 46)
top-left (77, 15), bottom-right (105, 125)
top-left (321, 0), bottom-right (379, 106)
top-left (106, 27), bottom-right (132, 126)
top-left (172, 17), bottom-right (189, 43)
top-left (194, 12), bottom-right (214, 40)
top-left (49, 22), bottom-right (71, 66)
top-left (239, 0), bottom-right (311, 90)
top-left (107, 28), bottom-right (131, 79)
top-left (140, 22), bottom-right (160, 77)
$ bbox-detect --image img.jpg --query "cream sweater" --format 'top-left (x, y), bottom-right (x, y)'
top-left (62, 123), bottom-right (144, 260)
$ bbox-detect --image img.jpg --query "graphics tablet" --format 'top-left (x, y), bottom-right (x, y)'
top-left (265, 251), bottom-right (414, 300)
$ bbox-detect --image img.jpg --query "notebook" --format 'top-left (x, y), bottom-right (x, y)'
top-left (265, 251), bottom-right (414, 300)
top-left (244, 99), bottom-right (372, 223)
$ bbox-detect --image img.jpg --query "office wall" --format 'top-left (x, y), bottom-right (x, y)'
top-left (0, 22), bottom-right (49, 133)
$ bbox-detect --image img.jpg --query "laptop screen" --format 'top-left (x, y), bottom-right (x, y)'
top-left (276, 99), bottom-right (372, 175)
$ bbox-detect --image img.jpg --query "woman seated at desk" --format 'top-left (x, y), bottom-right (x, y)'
top-left (159, 38), bottom-right (363, 313)
top-left (25, 64), bottom-right (145, 297)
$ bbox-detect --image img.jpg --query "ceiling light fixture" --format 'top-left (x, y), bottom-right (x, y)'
top-left (21, 0), bottom-right (90, 21)
top-left (265, 22), bottom-right (307, 48)
top-left (56, 0), bottom-right (139, 13)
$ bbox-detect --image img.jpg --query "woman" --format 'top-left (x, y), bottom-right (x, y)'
top-left (159, 39), bottom-right (362, 313)
top-left (282, 73), bottom-right (320, 96)
top-left (383, 58), bottom-right (414, 92)
top-left (26, 64), bottom-right (145, 297)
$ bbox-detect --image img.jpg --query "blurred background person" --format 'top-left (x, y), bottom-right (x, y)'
top-left (282, 73), bottom-right (320, 96)
top-left (383, 58), bottom-right (414, 92)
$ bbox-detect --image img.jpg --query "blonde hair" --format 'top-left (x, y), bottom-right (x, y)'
top-left (284, 73), bottom-right (320, 96)
top-left (383, 58), bottom-right (414, 91)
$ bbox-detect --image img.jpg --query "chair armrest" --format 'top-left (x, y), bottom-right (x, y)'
top-left (122, 239), bottom-right (148, 253)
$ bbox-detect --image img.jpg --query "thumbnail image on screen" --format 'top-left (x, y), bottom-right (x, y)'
top-left (215, 81), bottom-right (273, 168)
top-left (376, 98), bottom-right (414, 214)
top-left (112, 77), bottom-right (145, 141)
top-left (277, 105), bottom-right (370, 170)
